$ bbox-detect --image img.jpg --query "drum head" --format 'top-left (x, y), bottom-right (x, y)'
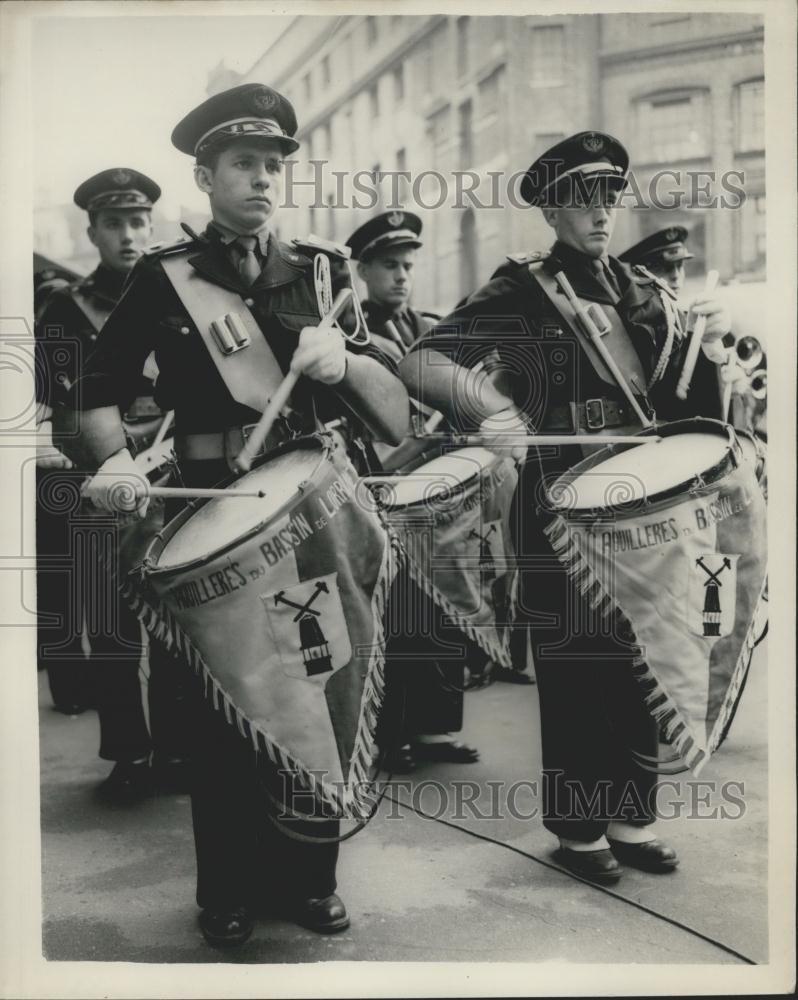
top-left (158, 445), bottom-right (322, 569)
top-left (379, 447), bottom-right (495, 508)
top-left (555, 433), bottom-right (729, 511)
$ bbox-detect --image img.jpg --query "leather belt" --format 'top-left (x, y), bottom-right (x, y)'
top-left (543, 399), bottom-right (639, 433)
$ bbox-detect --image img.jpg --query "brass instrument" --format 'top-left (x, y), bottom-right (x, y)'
top-left (734, 335), bottom-right (768, 401)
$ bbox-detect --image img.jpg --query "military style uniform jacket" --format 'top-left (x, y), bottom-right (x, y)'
top-left (414, 240), bottom-right (721, 436)
top-left (361, 299), bottom-right (436, 355)
top-left (69, 227), bottom-right (396, 450)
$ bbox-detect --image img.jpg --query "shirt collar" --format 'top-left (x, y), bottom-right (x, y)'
top-left (208, 220), bottom-right (270, 255)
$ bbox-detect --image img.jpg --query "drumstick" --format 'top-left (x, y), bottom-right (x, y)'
top-left (720, 346), bottom-right (738, 422)
top-left (233, 288), bottom-right (353, 474)
top-left (142, 486), bottom-right (266, 500)
top-left (383, 319), bottom-right (406, 349)
top-left (676, 269), bottom-right (719, 400)
top-left (151, 410), bottom-right (174, 449)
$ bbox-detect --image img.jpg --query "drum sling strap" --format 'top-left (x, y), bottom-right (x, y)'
top-left (527, 262), bottom-right (647, 396)
top-left (161, 253), bottom-right (285, 413)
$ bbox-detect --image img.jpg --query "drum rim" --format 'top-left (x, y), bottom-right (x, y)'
top-left (142, 433), bottom-right (332, 577)
top-left (367, 445), bottom-right (497, 511)
top-left (546, 418), bottom-right (741, 516)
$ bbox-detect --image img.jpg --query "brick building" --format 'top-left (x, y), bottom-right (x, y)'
top-left (220, 13), bottom-right (764, 312)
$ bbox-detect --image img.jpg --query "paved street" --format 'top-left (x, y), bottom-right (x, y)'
top-left (39, 641), bottom-right (767, 965)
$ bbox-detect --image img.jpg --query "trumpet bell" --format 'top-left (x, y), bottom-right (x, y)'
top-left (749, 370), bottom-right (767, 400)
top-left (735, 335), bottom-right (764, 372)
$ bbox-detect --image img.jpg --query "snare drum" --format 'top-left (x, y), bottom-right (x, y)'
top-left (130, 433), bottom-right (397, 819)
top-left (545, 418), bottom-right (767, 773)
top-left (367, 447), bottom-right (519, 669)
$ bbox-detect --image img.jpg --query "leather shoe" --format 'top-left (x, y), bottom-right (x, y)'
top-left (382, 744), bottom-right (416, 774)
top-left (152, 755), bottom-right (192, 794)
top-left (98, 760), bottom-right (151, 800)
top-left (199, 906), bottom-right (253, 947)
top-left (554, 847), bottom-right (623, 884)
top-left (411, 739), bottom-right (480, 763)
top-left (292, 893), bottom-right (350, 933)
top-left (608, 838), bottom-right (679, 873)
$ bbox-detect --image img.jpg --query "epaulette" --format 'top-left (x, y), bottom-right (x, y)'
top-left (290, 234), bottom-right (351, 261)
top-left (142, 236), bottom-right (195, 260)
top-left (630, 263), bottom-right (678, 301)
top-left (506, 250), bottom-right (549, 266)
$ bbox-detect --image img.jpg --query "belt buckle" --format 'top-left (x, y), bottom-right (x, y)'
top-left (585, 398), bottom-right (606, 431)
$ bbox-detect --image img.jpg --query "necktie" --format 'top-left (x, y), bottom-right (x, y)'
top-left (234, 235), bottom-right (261, 286)
top-left (392, 311), bottom-right (415, 348)
top-left (592, 258), bottom-right (621, 303)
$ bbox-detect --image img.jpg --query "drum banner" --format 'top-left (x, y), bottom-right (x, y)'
top-left (124, 441), bottom-right (400, 821)
top-left (544, 453), bottom-right (767, 773)
top-left (388, 456), bottom-right (519, 669)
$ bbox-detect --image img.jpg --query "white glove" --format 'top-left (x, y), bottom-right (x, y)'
top-left (82, 448), bottom-right (150, 518)
top-left (36, 421), bottom-right (73, 470)
top-left (691, 293), bottom-right (732, 348)
top-left (478, 405), bottom-right (529, 464)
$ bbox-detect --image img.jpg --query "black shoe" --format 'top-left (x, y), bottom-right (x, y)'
top-left (152, 755), bottom-right (192, 794)
top-left (99, 759), bottom-right (151, 800)
top-left (53, 702), bottom-right (88, 716)
top-left (493, 666), bottom-right (535, 685)
top-left (554, 847), bottom-right (623, 884)
top-left (382, 744), bottom-right (417, 774)
top-left (292, 893), bottom-right (350, 934)
top-left (608, 838), bottom-right (679, 873)
top-left (199, 906), bottom-right (253, 948)
top-left (411, 739), bottom-right (480, 764)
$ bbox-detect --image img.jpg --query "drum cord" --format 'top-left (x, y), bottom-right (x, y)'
top-left (383, 789), bottom-right (757, 966)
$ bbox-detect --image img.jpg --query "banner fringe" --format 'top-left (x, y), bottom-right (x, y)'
top-left (122, 527), bottom-right (401, 823)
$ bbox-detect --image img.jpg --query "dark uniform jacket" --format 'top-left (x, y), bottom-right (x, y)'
top-left (362, 299), bottom-right (436, 355)
top-left (414, 239), bottom-right (721, 435)
top-left (70, 227), bottom-right (396, 442)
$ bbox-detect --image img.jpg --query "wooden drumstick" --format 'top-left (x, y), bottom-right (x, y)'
top-left (140, 485), bottom-right (266, 499)
top-left (676, 269), bottom-right (719, 400)
top-left (233, 288), bottom-right (353, 474)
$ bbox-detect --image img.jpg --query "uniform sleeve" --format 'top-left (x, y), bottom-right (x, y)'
top-left (67, 260), bottom-right (160, 414)
top-left (408, 271), bottom-right (526, 367)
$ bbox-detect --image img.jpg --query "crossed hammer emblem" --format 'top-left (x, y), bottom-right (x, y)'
top-left (469, 525), bottom-right (497, 546)
top-left (696, 556), bottom-right (732, 586)
top-left (273, 580), bottom-right (329, 618)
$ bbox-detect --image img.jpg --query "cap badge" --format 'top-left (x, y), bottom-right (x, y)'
top-left (582, 133), bottom-right (604, 154)
top-left (251, 89), bottom-right (277, 115)
top-left (111, 169), bottom-right (131, 185)
top-left (665, 228), bottom-right (678, 241)
top-left (387, 211), bottom-right (404, 228)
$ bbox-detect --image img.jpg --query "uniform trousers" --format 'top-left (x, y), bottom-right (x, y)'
top-left (514, 459), bottom-right (658, 843)
top-left (36, 468), bottom-right (192, 761)
top-left (171, 457), bottom-right (340, 911)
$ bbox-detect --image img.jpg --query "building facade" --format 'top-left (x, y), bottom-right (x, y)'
top-left (221, 13), bottom-right (762, 311)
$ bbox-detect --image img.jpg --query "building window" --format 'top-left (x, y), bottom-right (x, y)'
top-left (303, 72), bottom-right (312, 103)
top-left (635, 89), bottom-right (710, 162)
top-left (459, 209), bottom-right (478, 301)
top-left (427, 106), bottom-right (451, 170)
top-left (530, 24), bottom-right (564, 86)
top-left (395, 147), bottom-right (408, 203)
top-left (458, 100), bottom-right (473, 169)
top-left (457, 17), bottom-right (470, 77)
top-left (735, 79), bottom-right (764, 152)
top-left (478, 65), bottom-right (506, 153)
top-left (736, 193), bottom-right (766, 273)
top-left (321, 55), bottom-right (331, 87)
top-left (368, 84), bottom-right (379, 120)
top-left (393, 64), bottom-right (405, 104)
top-left (366, 16), bottom-right (378, 45)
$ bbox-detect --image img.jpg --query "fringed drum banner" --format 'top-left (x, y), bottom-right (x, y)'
top-left (544, 420), bottom-right (767, 773)
top-left (370, 448), bottom-right (519, 669)
top-left (125, 434), bottom-right (399, 820)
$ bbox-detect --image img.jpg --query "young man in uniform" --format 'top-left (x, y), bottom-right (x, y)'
top-left (63, 84), bottom-right (409, 946)
top-left (347, 211), bottom-right (481, 770)
top-left (400, 132), bottom-right (731, 884)
top-left (36, 169), bottom-right (190, 796)
top-left (619, 225), bottom-right (693, 296)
